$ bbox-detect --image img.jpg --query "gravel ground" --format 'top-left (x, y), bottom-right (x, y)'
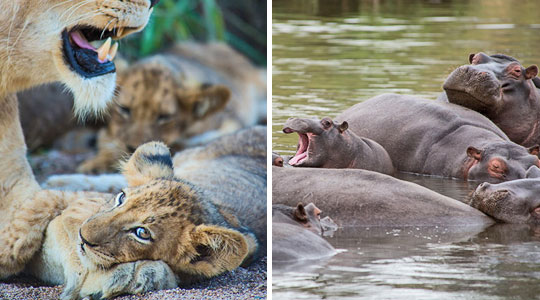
top-left (0, 257), bottom-right (267, 300)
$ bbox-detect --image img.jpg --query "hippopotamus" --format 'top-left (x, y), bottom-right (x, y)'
top-left (273, 167), bottom-right (494, 227)
top-left (441, 52), bottom-right (540, 147)
top-left (273, 202), bottom-right (323, 234)
top-left (273, 203), bottom-right (337, 262)
top-left (282, 117), bottom-right (394, 175)
top-left (468, 177), bottom-right (540, 224)
top-left (335, 94), bottom-right (540, 183)
top-left (272, 152), bottom-right (284, 167)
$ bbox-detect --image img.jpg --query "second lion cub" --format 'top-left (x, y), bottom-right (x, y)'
top-left (79, 42), bottom-right (265, 173)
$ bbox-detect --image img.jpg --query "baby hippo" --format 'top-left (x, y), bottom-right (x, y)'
top-left (273, 203), bottom-right (337, 262)
top-left (468, 168), bottom-right (540, 224)
top-left (283, 117), bottom-right (394, 175)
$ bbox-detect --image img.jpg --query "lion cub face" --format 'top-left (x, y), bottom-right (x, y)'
top-left (4, 0), bottom-right (156, 115)
top-left (110, 57), bottom-right (230, 152)
top-left (78, 142), bottom-right (248, 279)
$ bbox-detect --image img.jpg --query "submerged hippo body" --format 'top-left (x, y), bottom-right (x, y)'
top-left (336, 94), bottom-right (540, 183)
top-left (282, 117), bottom-right (394, 175)
top-left (442, 52), bottom-right (540, 147)
top-left (469, 178), bottom-right (540, 224)
top-left (273, 203), bottom-right (337, 262)
top-left (273, 167), bottom-right (494, 227)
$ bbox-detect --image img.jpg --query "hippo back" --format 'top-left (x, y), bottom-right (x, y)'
top-left (335, 94), bottom-right (509, 177)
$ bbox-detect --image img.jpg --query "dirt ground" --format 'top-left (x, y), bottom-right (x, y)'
top-left (0, 257), bottom-right (267, 300)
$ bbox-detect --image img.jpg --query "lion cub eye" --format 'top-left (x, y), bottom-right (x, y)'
top-left (115, 192), bottom-right (126, 207)
top-left (116, 105), bottom-right (131, 118)
top-left (157, 113), bottom-right (173, 123)
top-left (134, 227), bottom-right (152, 241)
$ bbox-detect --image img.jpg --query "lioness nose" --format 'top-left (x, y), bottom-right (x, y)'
top-left (150, 0), bottom-right (160, 8)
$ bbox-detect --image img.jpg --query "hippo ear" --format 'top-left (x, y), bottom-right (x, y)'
top-left (468, 53), bottom-right (475, 64)
top-left (466, 146), bottom-right (482, 161)
top-left (526, 65), bottom-right (539, 80)
top-left (293, 203), bottom-right (308, 222)
top-left (338, 121), bottom-right (349, 133)
top-left (528, 145), bottom-right (540, 157)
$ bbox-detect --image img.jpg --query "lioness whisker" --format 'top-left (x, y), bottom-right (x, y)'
top-left (60, 0), bottom-right (94, 21)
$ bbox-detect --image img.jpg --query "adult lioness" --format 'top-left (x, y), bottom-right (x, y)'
top-left (26, 127), bottom-right (266, 299)
top-left (0, 0), bottom-right (155, 293)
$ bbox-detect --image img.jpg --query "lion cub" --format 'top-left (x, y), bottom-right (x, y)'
top-left (28, 126), bottom-right (266, 300)
top-left (78, 43), bottom-right (265, 174)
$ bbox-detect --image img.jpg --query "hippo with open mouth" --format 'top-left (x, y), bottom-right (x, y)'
top-left (336, 94), bottom-right (540, 183)
top-left (282, 117), bottom-right (394, 175)
top-left (441, 52), bottom-right (540, 147)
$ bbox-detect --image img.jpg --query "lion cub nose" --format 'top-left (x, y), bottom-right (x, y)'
top-left (150, 0), bottom-right (160, 8)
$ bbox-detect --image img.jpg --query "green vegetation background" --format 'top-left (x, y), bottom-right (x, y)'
top-left (121, 0), bottom-right (267, 66)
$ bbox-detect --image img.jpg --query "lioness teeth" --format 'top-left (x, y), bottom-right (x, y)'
top-left (109, 42), bottom-right (118, 61)
top-left (97, 37), bottom-right (112, 62)
top-left (116, 27), bottom-right (124, 37)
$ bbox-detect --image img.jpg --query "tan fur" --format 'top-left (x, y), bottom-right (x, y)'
top-left (78, 42), bottom-right (266, 173)
top-left (0, 0), bottom-right (155, 298)
top-left (26, 132), bottom-right (265, 298)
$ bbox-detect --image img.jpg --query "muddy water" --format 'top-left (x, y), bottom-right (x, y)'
top-left (272, 0), bottom-right (540, 299)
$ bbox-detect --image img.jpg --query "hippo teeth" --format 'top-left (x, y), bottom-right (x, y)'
top-left (290, 133), bottom-right (310, 165)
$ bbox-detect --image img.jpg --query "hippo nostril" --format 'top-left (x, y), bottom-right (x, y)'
top-left (149, 0), bottom-right (160, 9)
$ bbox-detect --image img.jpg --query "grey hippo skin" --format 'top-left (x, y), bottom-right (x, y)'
top-left (273, 166), bottom-right (494, 227)
top-left (282, 117), bottom-right (394, 175)
top-left (335, 94), bottom-right (540, 183)
top-left (441, 52), bottom-right (540, 147)
top-left (273, 203), bottom-right (337, 262)
top-left (468, 177), bottom-right (540, 224)
top-left (272, 152), bottom-right (284, 167)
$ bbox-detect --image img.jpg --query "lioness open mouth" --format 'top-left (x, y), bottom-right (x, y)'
top-left (62, 26), bottom-right (129, 78)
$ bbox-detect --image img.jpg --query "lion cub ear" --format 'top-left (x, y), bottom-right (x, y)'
top-left (181, 225), bottom-right (249, 278)
top-left (121, 141), bottom-right (174, 186)
top-left (178, 84), bottom-right (230, 120)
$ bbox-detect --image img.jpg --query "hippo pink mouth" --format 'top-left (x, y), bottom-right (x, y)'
top-left (289, 133), bottom-right (311, 166)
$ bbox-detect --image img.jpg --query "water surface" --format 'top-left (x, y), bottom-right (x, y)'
top-left (272, 0), bottom-right (540, 298)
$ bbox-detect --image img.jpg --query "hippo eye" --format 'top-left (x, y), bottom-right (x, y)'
top-left (133, 227), bottom-right (152, 241)
top-left (115, 192), bottom-right (126, 207)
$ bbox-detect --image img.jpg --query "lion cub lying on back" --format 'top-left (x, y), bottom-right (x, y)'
top-left (78, 43), bottom-right (265, 174)
top-left (30, 127), bottom-right (267, 299)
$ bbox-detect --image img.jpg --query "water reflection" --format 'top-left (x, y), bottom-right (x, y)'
top-left (273, 0), bottom-right (540, 298)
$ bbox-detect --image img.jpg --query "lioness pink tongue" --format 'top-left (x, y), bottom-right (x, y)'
top-left (69, 31), bottom-right (118, 63)
top-left (289, 152), bottom-right (307, 165)
top-left (70, 31), bottom-right (95, 50)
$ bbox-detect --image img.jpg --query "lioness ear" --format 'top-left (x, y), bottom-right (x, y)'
top-left (181, 225), bottom-right (249, 278)
top-left (179, 84), bottom-right (230, 119)
top-left (121, 141), bottom-right (174, 186)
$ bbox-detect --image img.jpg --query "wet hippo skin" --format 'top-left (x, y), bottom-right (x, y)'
top-left (335, 94), bottom-right (540, 183)
top-left (282, 117), bottom-right (394, 175)
top-left (273, 167), bottom-right (494, 227)
top-left (468, 177), bottom-right (540, 224)
top-left (441, 52), bottom-right (540, 147)
top-left (273, 203), bottom-right (337, 262)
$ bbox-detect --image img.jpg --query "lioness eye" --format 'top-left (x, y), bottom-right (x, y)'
top-left (115, 192), bottom-right (125, 207)
top-left (134, 227), bottom-right (151, 240)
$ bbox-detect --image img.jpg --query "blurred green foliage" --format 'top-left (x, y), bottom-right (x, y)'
top-left (121, 0), bottom-right (266, 65)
